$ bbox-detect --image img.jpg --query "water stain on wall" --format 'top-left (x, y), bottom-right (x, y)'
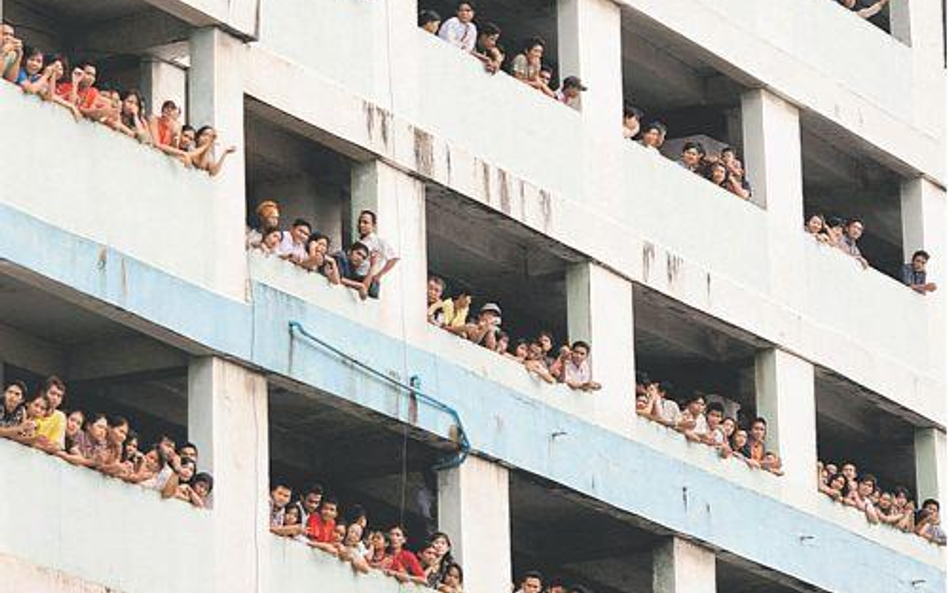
top-left (642, 242), bottom-right (656, 283)
top-left (413, 128), bottom-right (434, 177)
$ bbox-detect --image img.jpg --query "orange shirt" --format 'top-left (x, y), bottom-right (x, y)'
top-left (55, 83), bottom-right (99, 109)
top-left (306, 514), bottom-right (335, 543)
top-left (748, 440), bottom-right (765, 462)
top-left (155, 118), bottom-right (175, 147)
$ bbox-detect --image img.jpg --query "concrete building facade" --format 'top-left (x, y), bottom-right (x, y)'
top-left (0, 0), bottom-right (945, 592)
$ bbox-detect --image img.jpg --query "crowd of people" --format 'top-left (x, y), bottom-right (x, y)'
top-left (426, 276), bottom-right (601, 392)
top-left (836, 0), bottom-right (891, 21)
top-left (419, 3), bottom-right (587, 109)
top-left (270, 482), bottom-right (465, 590)
top-left (0, 377), bottom-right (213, 508)
top-left (1, 21), bottom-right (235, 175)
top-left (634, 373), bottom-right (784, 476)
top-left (245, 200), bottom-right (399, 301)
top-left (817, 460), bottom-right (945, 545)
top-left (805, 213), bottom-right (939, 293)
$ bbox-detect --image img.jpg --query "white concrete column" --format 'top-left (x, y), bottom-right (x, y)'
top-left (901, 177), bottom-right (947, 284)
top-left (350, 160), bottom-right (428, 341)
top-left (437, 457), bottom-right (511, 593)
top-left (369, 0), bottom-right (418, 112)
top-left (754, 349), bottom-right (817, 503)
top-left (741, 88), bottom-right (806, 308)
top-left (653, 538), bottom-right (716, 593)
top-left (139, 57), bottom-right (187, 122)
top-left (566, 262), bottom-right (634, 433)
top-left (188, 357), bottom-right (269, 593)
top-left (556, 0), bottom-right (623, 134)
top-left (188, 27), bottom-right (247, 300)
top-left (890, 0), bottom-right (943, 64)
top-left (915, 427), bottom-right (947, 503)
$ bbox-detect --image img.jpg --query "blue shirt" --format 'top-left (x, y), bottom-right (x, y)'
top-left (902, 264), bottom-right (926, 287)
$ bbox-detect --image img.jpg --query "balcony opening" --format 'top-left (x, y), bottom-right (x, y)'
top-left (634, 285), bottom-right (766, 428)
top-left (716, 555), bottom-right (807, 593)
top-left (620, 10), bottom-right (755, 203)
top-left (510, 474), bottom-right (661, 593)
top-left (815, 368), bottom-right (922, 510)
top-left (245, 98), bottom-right (365, 259)
top-left (801, 114), bottom-right (907, 281)
top-left (422, 0), bottom-right (560, 84)
top-left (268, 378), bottom-right (457, 546)
top-left (425, 184), bottom-right (583, 360)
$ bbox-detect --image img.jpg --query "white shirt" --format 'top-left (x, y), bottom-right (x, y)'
top-left (657, 399), bottom-right (681, 425)
top-left (564, 358), bottom-right (592, 385)
top-left (277, 231), bottom-right (306, 262)
top-left (358, 232), bottom-right (398, 276)
top-left (438, 17), bottom-right (477, 52)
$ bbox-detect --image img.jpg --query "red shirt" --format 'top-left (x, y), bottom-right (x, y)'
top-left (155, 118), bottom-right (175, 147)
top-left (305, 514), bottom-right (336, 543)
top-left (389, 549), bottom-right (424, 578)
top-left (55, 82), bottom-right (99, 109)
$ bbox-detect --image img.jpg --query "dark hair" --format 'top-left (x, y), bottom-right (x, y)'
top-left (4, 380), bottom-right (28, 395)
top-left (262, 226), bottom-right (281, 238)
top-left (457, 1), bottom-right (475, 10)
top-left (346, 503), bottom-right (367, 523)
top-left (721, 146), bottom-right (736, 156)
top-left (825, 216), bottom-right (844, 229)
top-left (442, 562), bottom-right (464, 583)
top-left (480, 22), bottom-right (501, 36)
top-left (22, 45), bottom-right (43, 63)
top-left (521, 571), bottom-right (544, 585)
top-left (623, 104), bottom-right (643, 120)
top-left (272, 482), bottom-right (292, 492)
top-left (46, 53), bottom-right (69, 73)
top-left (178, 458), bottom-right (196, 482)
top-left (161, 100), bottom-right (178, 111)
top-left (44, 375), bottom-right (66, 394)
top-left (752, 417), bottom-right (767, 427)
top-left (429, 275), bottom-right (446, 289)
top-left (181, 441), bottom-right (198, 454)
top-left (644, 121), bottom-right (667, 135)
top-left (418, 9), bottom-right (441, 26)
top-left (893, 485), bottom-right (912, 499)
top-left (292, 218), bottom-right (312, 231)
top-left (358, 209), bottom-right (377, 226)
top-left (181, 124), bottom-right (195, 135)
top-left (707, 402), bottom-right (725, 415)
top-left (321, 496), bottom-right (339, 508)
top-left (307, 232), bottom-right (330, 249)
top-left (658, 380), bottom-right (674, 394)
top-left (923, 498), bottom-right (940, 511)
top-left (193, 472), bottom-right (214, 492)
top-left (429, 531), bottom-right (452, 548)
top-left (523, 36), bottom-right (546, 52)
top-left (571, 340), bottom-right (590, 353)
top-left (685, 392), bottom-right (705, 405)
top-left (846, 217), bottom-right (864, 228)
top-left (196, 125), bottom-right (215, 139)
top-left (682, 141), bottom-right (702, 154)
top-left (540, 65), bottom-right (553, 75)
top-left (860, 473), bottom-right (877, 487)
top-left (109, 415), bottom-right (129, 429)
top-left (635, 371), bottom-right (650, 385)
top-left (121, 89), bottom-right (146, 127)
top-left (85, 412), bottom-right (107, 430)
top-left (912, 250), bottom-right (931, 261)
top-left (350, 241), bottom-right (370, 256)
top-left (304, 483), bottom-right (324, 496)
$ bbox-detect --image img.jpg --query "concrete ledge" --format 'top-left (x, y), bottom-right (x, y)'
top-left (0, 554), bottom-right (124, 593)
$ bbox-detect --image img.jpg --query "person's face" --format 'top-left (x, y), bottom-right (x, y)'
top-left (826, 463), bottom-right (838, 476)
top-left (806, 216), bottom-right (823, 234)
top-left (0, 24), bottom-right (14, 44)
top-left (924, 501), bottom-right (940, 514)
top-left (751, 421), bottom-right (766, 442)
top-left (126, 437), bottom-right (139, 456)
top-left (879, 493), bottom-right (893, 510)
top-left (181, 129), bottom-right (196, 148)
top-left (527, 343), bottom-right (543, 360)
top-left (523, 577), bottom-right (543, 593)
top-left (722, 417), bottom-right (736, 437)
top-left (515, 343), bottom-right (528, 359)
top-left (303, 492), bottom-right (322, 513)
top-left (913, 255), bottom-right (928, 271)
top-left (180, 445), bottom-right (197, 462)
top-left (109, 423), bottom-right (128, 445)
top-left (858, 481), bottom-right (873, 497)
top-left (26, 52), bottom-right (44, 75)
top-left (527, 45), bottom-right (543, 61)
top-left (427, 280), bottom-right (444, 304)
top-left (159, 439), bottom-right (176, 459)
top-left (3, 384), bottom-right (23, 411)
top-left (570, 346), bottom-right (588, 365)
top-left (46, 385), bottom-right (64, 410)
top-left (389, 527), bottom-right (405, 548)
top-left (842, 464), bottom-right (856, 480)
top-left (682, 148), bottom-right (700, 167)
top-left (370, 532), bottom-right (386, 550)
top-left (349, 248), bottom-right (368, 267)
top-left (636, 393), bottom-right (649, 410)
top-left (733, 430), bottom-right (748, 448)
top-left (895, 491), bottom-right (908, 507)
top-left (272, 486), bottom-right (291, 508)
top-left (193, 480), bottom-right (210, 498)
top-left (480, 311), bottom-right (499, 326)
top-left (423, 20), bottom-right (440, 34)
top-left (333, 524), bottom-right (346, 543)
top-left (264, 231), bottom-right (282, 249)
top-left (90, 417), bottom-right (108, 443)
top-left (291, 225), bottom-right (310, 245)
top-left (707, 409), bottom-right (722, 426)
top-left (162, 105), bottom-right (179, 120)
top-left (66, 412), bottom-right (83, 436)
top-left (830, 475), bottom-right (846, 491)
top-left (420, 546), bottom-right (438, 566)
top-left (309, 237), bottom-right (328, 256)
top-left (847, 222), bottom-right (864, 240)
top-left (27, 398), bottom-right (48, 419)
top-left (263, 212), bottom-right (279, 228)
top-left (321, 503), bottom-right (338, 521)
top-left (197, 128), bottom-right (216, 147)
top-left (539, 335), bottom-right (552, 352)
top-left (432, 535), bottom-right (450, 557)
top-left (345, 523), bottom-right (363, 545)
top-left (539, 70), bottom-right (551, 85)
top-left (827, 224), bottom-right (843, 240)
top-left (457, 3), bottom-right (474, 22)
top-left (688, 399), bottom-right (705, 416)
top-left (358, 213), bottom-right (375, 236)
top-left (482, 33), bottom-right (499, 49)
top-left (122, 94), bottom-right (140, 115)
top-left (180, 463), bottom-right (195, 481)
top-left (497, 336), bottom-right (509, 352)
top-left (642, 129), bottom-right (660, 148)
top-left (144, 449), bottom-right (160, 472)
top-left (710, 165), bottom-right (727, 184)
top-left (81, 65), bottom-right (97, 88)
top-left (727, 159), bottom-right (744, 177)
top-left (445, 566), bottom-right (461, 587)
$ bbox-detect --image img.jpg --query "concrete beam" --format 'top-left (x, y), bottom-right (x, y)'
top-left (653, 537), bottom-right (716, 593)
top-left (75, 10), bottom-right (193, 55)
top-left (621, 34), bottom-right (706, 107)
top-left (914, 427), bottom-right (946, 503)
top-left (66, 335), bottom-right (187, 382)
top-left (0, 321), bottom-right (64, 378)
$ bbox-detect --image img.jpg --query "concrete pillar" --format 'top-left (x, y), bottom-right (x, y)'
top-left (188, 357), bottom-right (269, 593)
top-left (369, 0), bottom-right (418, 112)
top-left (188, 27), bottom-right (247, 300)
top-left (653, 538), bottom-right (716, 593)
top-left (754, 349), bottom-right (817, 502)
top-left (890, 0), bottom-right (943, 64)
top-left (741, 88), bottom-right (806, 308)
top-left (350, 160), bottom-right (428, 341)
top-left (915, 427), bottom-right (947, 503)
top-left (437, 457), bottom-right (511, 593)
top-left (566, 262), bottom-right (634, 433)
top-left (901, 177), bottom-right (947, 284)
top-left (556, 0), bottom-right (623, 134)
top-left (139, 57), bottom-right (187, 122)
